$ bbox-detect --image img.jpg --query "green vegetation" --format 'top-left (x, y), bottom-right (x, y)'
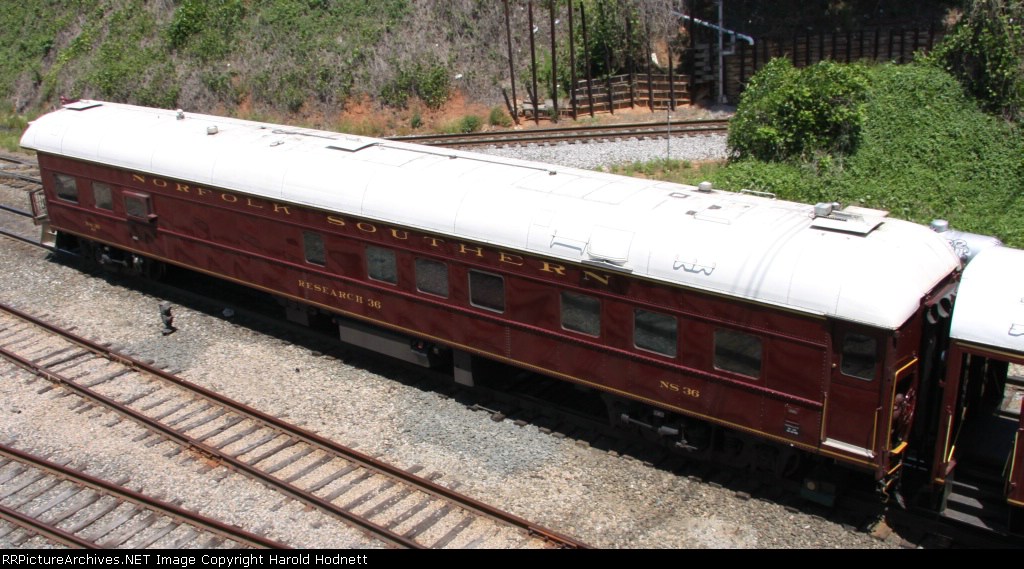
top-left (924, 0), bottom-right (1024, 121)
top-left (2, 0), bottom-right (414, 116)
top-left (660, 63), bottom-right (1024, 247)
top-left (488, 106), bottom-right (513, 127)
top-left (728, 59), bottom-right (869, 161)
top-left (0, 109), bottom-right (29, 152)
top-left (440, 114), bottom-right (484, 134)
top-left (380, 59), bottom-right (452, 110)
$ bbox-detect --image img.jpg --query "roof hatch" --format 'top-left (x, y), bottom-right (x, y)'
top-left (809, 203), bottom-right (885, 235)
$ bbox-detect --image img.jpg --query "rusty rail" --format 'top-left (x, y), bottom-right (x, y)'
top-left (0, 302), bottom-right (590, 549)
top-left (0, 444), bottom-right (287, 548)
top-left (389, 118), bottom-right (729, 148)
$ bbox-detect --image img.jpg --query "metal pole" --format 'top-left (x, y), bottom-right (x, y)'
top-left (550, 0), bottom-right (559, 122)
top-left (528, 1), bottom-right (540, 124)
top-left (503, 0), bottom-right (520, 125)
top-left (668, 45), bottom-right (675, 111)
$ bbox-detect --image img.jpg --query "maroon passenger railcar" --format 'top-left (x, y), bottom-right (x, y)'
top-left (21, 101), bottom-right (1021, 527)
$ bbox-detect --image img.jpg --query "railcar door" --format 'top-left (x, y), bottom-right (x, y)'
top-left (123, 191), bottom-right (158, 246)
top-left (822, 324), bottom-right (887, 464)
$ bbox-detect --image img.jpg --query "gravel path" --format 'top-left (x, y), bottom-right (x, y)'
top-left (476, 134), bottom-right (729, 170)
top-left (0, 139), bottom-right (899, 548)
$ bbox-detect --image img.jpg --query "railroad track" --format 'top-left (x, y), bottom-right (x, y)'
top-left (0, 302), bottom-right (588, 549)
top-left (0, 443), bottom-right (286, 549)
top-left (0, 153), bottom-right (41, 188)
top-left (388, 118), bottom-right (729, 148)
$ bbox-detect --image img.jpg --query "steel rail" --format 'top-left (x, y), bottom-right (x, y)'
top-left (0, 171), bottom-right (42, 185)
top-left (0, 153), bottom-right (34, 166)
top-left (0, 302), bottom-right (590, 549)
top-left (0, 203), bottom-right (31, 217)
top-left (0, 228), bottom-right (46, 249)
top-left (0, 502), bottom-right (100, 549)
top-left (389, 118), bottom-right (729, 147)
top-left (0, 444), bottom-right (287, 549)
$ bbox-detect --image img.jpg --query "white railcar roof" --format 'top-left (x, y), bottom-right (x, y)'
top-left (21, 101), bottom-right (961, 329)
top-left (950, 246), bottom-right (1024, 354)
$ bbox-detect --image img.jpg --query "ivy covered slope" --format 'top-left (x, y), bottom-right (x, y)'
top-left (716, 62), bottom-right (1024, 248)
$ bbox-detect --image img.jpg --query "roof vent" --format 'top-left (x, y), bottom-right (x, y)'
top-left (697, 181), bottom-right (713, 193)
top-left (206, 125), bottom-right (218, 135)
top-left (813, 202), bottom-right (839, 218)
top-left (929, 219), bottom-right (949, 233)
top-left (176, 109), bottom-right (185, 120)
top-left (810, 203), bottom-right (884, 235)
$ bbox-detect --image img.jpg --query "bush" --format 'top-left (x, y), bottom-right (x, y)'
top-left (924, 0), bottom-right (1024, 122)
top-left (714, 63), bottom-right (1024, 246)
top-left (457, 114), bottom-right (482, 133)
top-left (488, 106), bottom-right (512, 127)
top-left (728, 58), bottom-right (869, 161)
top-left (380, 60), bottom-right (451, 110)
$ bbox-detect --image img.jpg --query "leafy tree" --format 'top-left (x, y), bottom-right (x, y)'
top-left (925, 0), bottom-right (1024, 121)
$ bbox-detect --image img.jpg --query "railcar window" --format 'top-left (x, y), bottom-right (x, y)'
top-left (841, 333), bottom-right (878, 381)
top-left (469, 270), bottom-right (505, 313)
top-left (714, 329), bottom-right (762, 378)
top-left (366, 246), bottom-right (397, 284)
top-left (562, 292), bottom-right (601, 337)
top-left (92, 182), bottom-right (113, 210)
top-left (634, 309), bottom-right (677, 357)
top-left (123, 192), bottom-right (152, 220)
top-left (54, 174), bottom-right (78, 203)
top-left (415, 258), bottom-right (449, 298)
top-left (303, 232), bottom-right (326, 266)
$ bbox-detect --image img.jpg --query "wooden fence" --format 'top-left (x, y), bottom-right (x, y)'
top-left (690, 26), bottom-right (944, 104)
top-left (519, 73), bottom-right (690, 122)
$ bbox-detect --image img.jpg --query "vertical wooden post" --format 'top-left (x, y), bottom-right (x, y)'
top-left (874, 27), bottom-right (880, 61)
top-left (568, 0), bottom-right (578, 119)
top-left (738, 40), bottom-right (746, 88)
top-left (626, 13), bottom-right (635, 108)
top-left (752, 35), bottom-right (759, 74)
top-left (581, 2), bottom-right (594, 117)
top-left (549, 0), bottom-right (559, 122)
top-left (804, 32), bottom-right (811, 67)
top-left (599, 0), bottom-right (614, 114)
top-left (687, 0), bottom-right (696, 104)
top-left (646, 19), bottom-right (654, 111)
top-left (528, 1), bottom-right (540, 124)
top-left (845, 30), bottom-right (851, 63)
top-left (503, 0), bottom-right (519, 125)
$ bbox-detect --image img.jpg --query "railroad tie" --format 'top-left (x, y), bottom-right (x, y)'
top-left (98, 510), bottom-right (160, 548)
top-left (320, 470), bottom-right (374, 503)
top-left (262, 446), bottom-right (315, 475)
top-left (193, 416), bottom-right (245, 443)
top-left (304, 463), bottom-right (358, 494)
top-left (129, 519), bottom-right (181, 549)
top-left (429, 514), bottom-right (475, 549)
top-left (403, 504), bottom-right (453, 539)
